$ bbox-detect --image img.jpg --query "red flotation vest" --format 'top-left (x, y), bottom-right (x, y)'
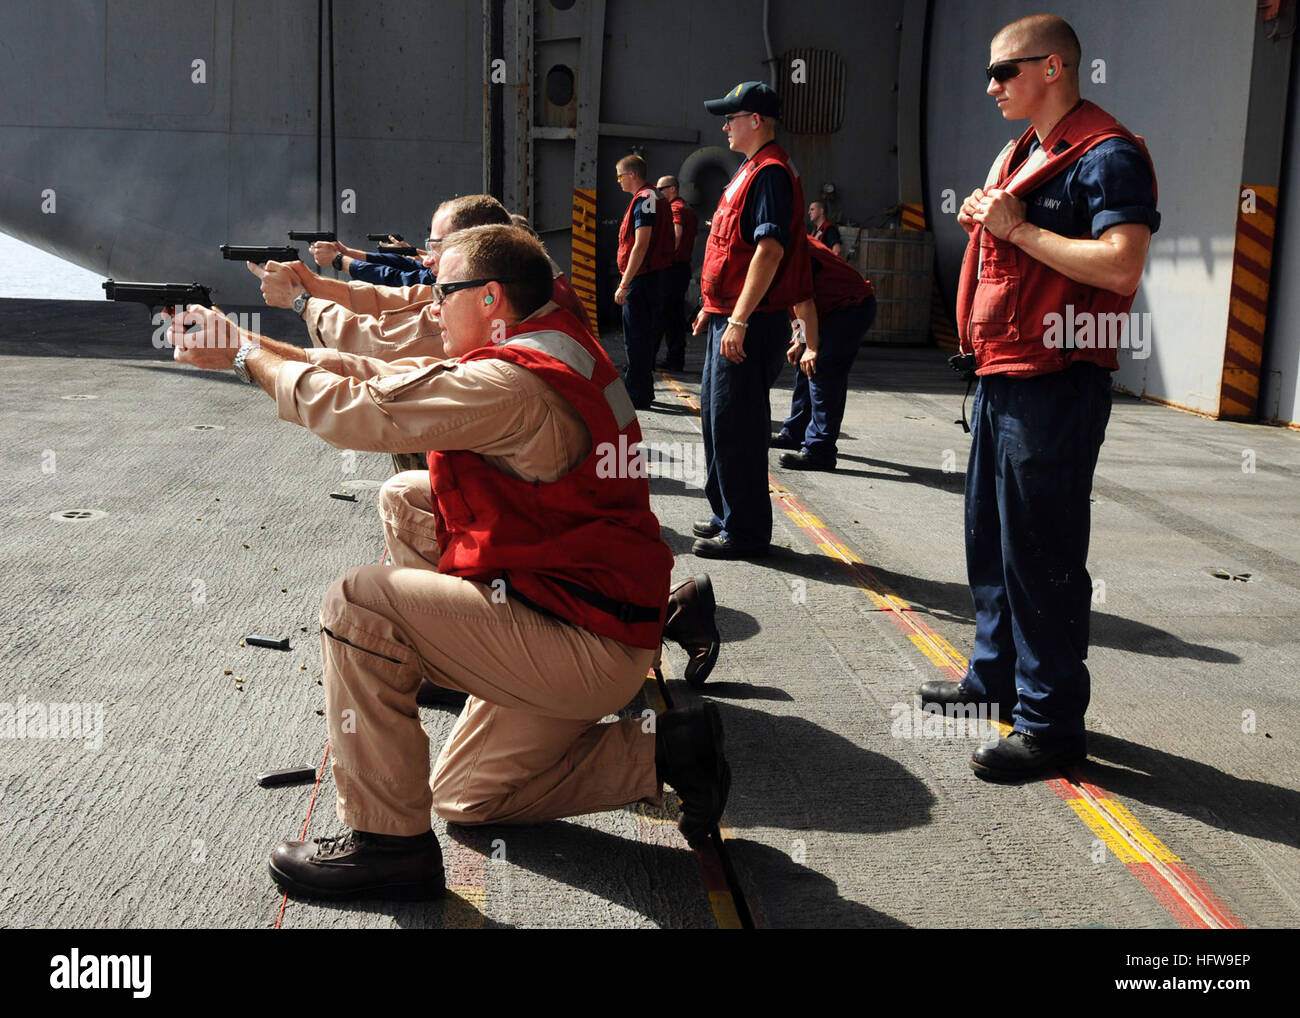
top-left (670, 197), bottom-right (699, 264)
top-left (955, 99), bottom-right (1158, 377)
top-left (807, 235), bottom-right (873, 318)
top-left (617, 185), bottom-right (677, 276)
top-left (700, 141), bottom-right (814, 315)
top-left (426, 307), bottom-right (672, 649)
top-left (550, 272), bottom-right (593, 334)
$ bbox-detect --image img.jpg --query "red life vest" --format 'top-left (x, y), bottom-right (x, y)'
top-left (670, 197), bottom-right (699, 264)
top-left (811, 220), bottom-right (836, 244)
top-left (425, 307), bottom-right (672, 649)
top-left (955, 99), bottom-right (1158, 377)
top-left (617, 185), bottom-right (677, 276)
top-left (550, 272), bottom-right (593, 333)
top-left (807, 235), bottom-right (873, 318)
top-left (700, 141), bottom-right (814, 315)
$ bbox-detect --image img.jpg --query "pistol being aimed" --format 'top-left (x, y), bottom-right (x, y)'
top-left (288, 230), bottom-right (337, 243)
top-left (366, 232), bottom-right (418, 255)
top-left (103, 279), bottom-right (213, 318)
top-left (220, 244), bottom-right (300, 264)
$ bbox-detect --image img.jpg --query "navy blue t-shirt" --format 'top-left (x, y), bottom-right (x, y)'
top-left (738, 152), bottom-right (793, 248)
top-left (349, 252), bottom-right (435, 287)
top-left (1022, 137), bottom-right (1160, 239)
top-left (632, 189), bottom-right (659, 231)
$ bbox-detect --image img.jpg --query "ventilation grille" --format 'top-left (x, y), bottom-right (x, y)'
top-left (778, 48), bottom-right (845, 134)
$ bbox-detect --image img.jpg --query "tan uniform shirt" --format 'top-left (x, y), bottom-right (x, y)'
top-left (274, 305), bottom-right (591, 475)
top-left (302, 296), bottom-right (445, 361)
top-left (305, 274), bottom-right (434, 316)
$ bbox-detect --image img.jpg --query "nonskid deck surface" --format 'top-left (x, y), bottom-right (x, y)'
top-left (1, 299), bottom-right (1297, 929)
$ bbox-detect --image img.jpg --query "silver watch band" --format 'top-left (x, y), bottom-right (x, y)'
top-left (233, 340), bottom-right (259, 383)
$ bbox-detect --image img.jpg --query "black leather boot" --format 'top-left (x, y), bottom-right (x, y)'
top-left (662, 574), bottom-right (721, 686)
top-left (969, 731), bottom-right (1087, 782)
top-left (655, 703), bottom-right (731, 847)
top-left (269, 828), bottom-right (446, 901)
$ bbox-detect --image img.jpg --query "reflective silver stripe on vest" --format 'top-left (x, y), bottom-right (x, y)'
top-left (504, 330), bottom-right (595, 379)
top-left (504, 328), bottom-right (637, 430)
top-left (602, 378), bottom-right (637, 431)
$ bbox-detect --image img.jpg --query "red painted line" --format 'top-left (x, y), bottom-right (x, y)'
top-left (273, 741), bottom-right (332, 929)
top-left (1170, 862), bottom-right (1245, 929)
top-left (1128, 863), bottom-right (1207, 929)
top-left (1075, 778), bottom-right (1116, 801)
top-left (275, 541), bottom-right (389, 928)
top-left (1045, 777), bottom-right (1078, 800)
top-left (662, 372), bottom-right (1246, 930)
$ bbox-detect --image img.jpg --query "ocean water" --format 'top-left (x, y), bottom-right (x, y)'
top-left (0, 231), bottom-right (109, 300)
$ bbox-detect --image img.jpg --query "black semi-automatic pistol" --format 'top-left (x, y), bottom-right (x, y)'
top-left (103, 279), bottom-right (213, 318)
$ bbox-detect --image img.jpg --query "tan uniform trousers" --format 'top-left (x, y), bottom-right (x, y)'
top-left (319, 471), bottom-right (662, 837)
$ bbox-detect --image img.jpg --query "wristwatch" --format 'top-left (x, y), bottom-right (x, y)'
top-left (233, 340), bottom-right (260, 383)
top-left (332, 252), bottom-right (344, 271)
top-left (292, 291), bottom-right (310, 317)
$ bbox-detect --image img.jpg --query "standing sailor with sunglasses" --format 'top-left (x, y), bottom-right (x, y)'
top-left (919, 15), bottom-right (1159, 780)
top-left (691, 81), bottom-right (814, 559)
top-left (614, 154), bottom-right (677, 409)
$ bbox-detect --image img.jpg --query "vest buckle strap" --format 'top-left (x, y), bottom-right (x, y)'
top-left (547, 575), bottom-right (660, 626)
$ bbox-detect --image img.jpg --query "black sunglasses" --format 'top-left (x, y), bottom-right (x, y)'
top-left (432, 278), bottom-right (511, 303)
top-left (985, 55), bottom-right (1055, 82)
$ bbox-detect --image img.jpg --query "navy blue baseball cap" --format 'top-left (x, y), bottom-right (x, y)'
top-left (704, 81), bottom-right (781, 118)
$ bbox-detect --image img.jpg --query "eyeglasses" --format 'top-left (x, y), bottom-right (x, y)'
top-left (432, 278), bottom-right (509, 303)
top-left (424, 236), bottom-right (444, 249)
top-left (722, 112), bottom-right (750, 125)
top-left (615, 171), bottom-right (632, 180)
top-left (985, 55), bottom-right (1059, 82)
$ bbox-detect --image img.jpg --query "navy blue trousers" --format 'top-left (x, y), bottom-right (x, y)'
top-left (779, 296), bottom-right (876, 463)
top-left (621, 269), bottom-right (666, 406)
top-left (700, 310), bottom-right (790, 547)
top-left (961, 362), bottom-right (1112, 739)
top-left (660, 261), bottom-right (691, 365)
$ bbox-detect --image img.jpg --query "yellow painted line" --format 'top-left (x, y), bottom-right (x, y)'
top-left (708, 891), bottom-right (743, 928)
top-left (1096, 798), bottom-right (1182, 864)
top-left (1062, 798), bottom-right (1144, 864)
top-left (653, 373), bottom-right (1242, 928)
top-left (1065, 778), bottom-right (1229, 927)
top-left (816, 540), bottom-right (863, 562)
top-left (859, 586), bottom-right (910, 612)
top-left (904, 629), bottom-right (967, 672)
top-left (640, 668), bottom-right (745, 929)
top-left (444, 886), bottom-right (487, 928)
top-left (909, 632), bottom-right (956, 669)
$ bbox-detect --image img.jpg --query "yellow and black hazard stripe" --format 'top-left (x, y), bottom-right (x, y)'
top-left (897, 202), bottom-right (960, 351)
top-left (570, 188), bottom-right (598, 328)
top-left (1219, 185), bottom-right (1278, 420)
